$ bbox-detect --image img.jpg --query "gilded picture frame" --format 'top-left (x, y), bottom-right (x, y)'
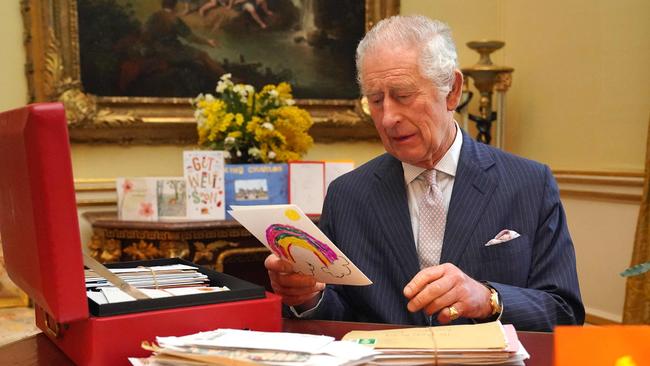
top-left (21, 0), bottom-right (399, 144)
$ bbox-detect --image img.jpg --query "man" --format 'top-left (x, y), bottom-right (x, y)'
top-left (265, 15), bottom-right (584, 331)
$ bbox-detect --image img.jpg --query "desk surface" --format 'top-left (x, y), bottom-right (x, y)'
top-left (1, 319), bottom-right (551, 366)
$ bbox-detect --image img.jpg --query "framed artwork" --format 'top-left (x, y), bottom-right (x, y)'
top-left (21, 0), bottom-right (399, 144)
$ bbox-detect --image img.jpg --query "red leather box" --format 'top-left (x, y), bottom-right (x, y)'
top-left (0, 103), bottom-right (282, 365)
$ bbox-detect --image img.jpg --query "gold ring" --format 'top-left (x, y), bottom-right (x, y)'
top-left (448, 306), bottom-right (460, 321)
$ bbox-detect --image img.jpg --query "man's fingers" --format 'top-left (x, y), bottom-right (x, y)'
top-left (264, 254), bottom-right (293, 273)
top-left (406, 275), bottom-right (454, 312)
top-left (403, 265), bottom-right (445, 299)
top-left (421, 285), bottom-right (458, 315)
top-left (437, 303), bottom-right (463, 324)
top-left (270, 277), bottom-right (323, 296)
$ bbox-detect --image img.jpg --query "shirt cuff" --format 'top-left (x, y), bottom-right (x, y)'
top-left (289, 292), bottom-right (324, 318)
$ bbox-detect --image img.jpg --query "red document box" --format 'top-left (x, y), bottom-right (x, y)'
top-left (0, 103), bottom-right (282, 366)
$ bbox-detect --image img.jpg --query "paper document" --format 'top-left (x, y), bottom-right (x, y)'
top-left (343, 321), bottom-right (506, 350)
top-left (130, 328), bottom-right (378, 366)
top-left (342, 321), bottom-right (530, 365)
top-left (229, 204), bottom-right (372, 285)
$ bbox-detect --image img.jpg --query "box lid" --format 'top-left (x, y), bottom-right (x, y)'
top-left (0, 103), bottom-right (88, 323)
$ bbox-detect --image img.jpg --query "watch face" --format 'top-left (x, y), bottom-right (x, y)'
top-left (490, 289), bottom-right (502, 314)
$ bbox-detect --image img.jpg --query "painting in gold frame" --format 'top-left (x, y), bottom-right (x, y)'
top-left (21, 0), bottom-right (399, 144)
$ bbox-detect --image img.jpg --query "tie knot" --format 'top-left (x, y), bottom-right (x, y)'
top-left (420, 169), bottom-right (437, 186)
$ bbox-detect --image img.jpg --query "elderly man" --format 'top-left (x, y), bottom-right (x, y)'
top-left (265, 15), bottom-right (584, 331)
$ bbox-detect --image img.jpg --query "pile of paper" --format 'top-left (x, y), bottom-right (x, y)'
top-left (85, 264), bottom-right (226, 304)
top-left (128, 328), bottom-right (378, 366)
top-left (342, 321), bottom-right (530, 365)
top-left (85, 264), bottom-right (210, 289)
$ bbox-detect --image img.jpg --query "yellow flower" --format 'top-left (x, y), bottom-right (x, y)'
top-left (193, 76), bottom-right (313, 163)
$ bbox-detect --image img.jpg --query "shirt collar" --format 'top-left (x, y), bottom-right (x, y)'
top-left (402, 122), bottom-right (463, 184)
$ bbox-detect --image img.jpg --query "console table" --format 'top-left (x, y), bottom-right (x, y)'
top-left (83, 211), bottom-right (320, 290)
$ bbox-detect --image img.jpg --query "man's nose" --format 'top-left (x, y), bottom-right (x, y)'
top-left (380, 98), bottom-right (400, 129)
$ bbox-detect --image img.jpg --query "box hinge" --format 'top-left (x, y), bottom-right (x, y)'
top-left (35, 304), bottom-right (65, 338)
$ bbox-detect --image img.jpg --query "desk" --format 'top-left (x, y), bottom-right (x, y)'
top-left (1, 319), bottom-right (552, 366)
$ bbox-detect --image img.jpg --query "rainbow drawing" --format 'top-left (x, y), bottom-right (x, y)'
top-left (265, 224), bottom-right (338, 266)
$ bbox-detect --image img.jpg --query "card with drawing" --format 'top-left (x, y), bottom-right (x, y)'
top-left (184, 151), bottom-right (225, 220)
top-left (117, 178), bottom-right (158, 221)
top-left (229, 204), bottom-right (371, 286)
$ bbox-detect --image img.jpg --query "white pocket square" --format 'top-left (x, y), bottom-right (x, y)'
top-left (485, 229), bottom-right (521, 246)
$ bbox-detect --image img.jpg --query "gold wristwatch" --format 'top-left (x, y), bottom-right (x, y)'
top-left (483, 282), bottom-right (503, 319)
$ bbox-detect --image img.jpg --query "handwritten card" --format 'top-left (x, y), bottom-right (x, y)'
top-left (288, 161), bottom-right (325, 215)
top-left (229, 204), bottom-right (371, 285)
top-left (116, 178), bottom-right (158, 221)
top-left (184, 151), bottom-right (225, 220)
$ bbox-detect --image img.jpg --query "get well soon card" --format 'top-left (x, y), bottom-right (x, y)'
top-left (229, 204), bottom-right (371, 286)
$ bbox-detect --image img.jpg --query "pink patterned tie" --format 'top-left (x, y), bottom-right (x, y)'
top-left (417, 169), bottom-right (446, 269)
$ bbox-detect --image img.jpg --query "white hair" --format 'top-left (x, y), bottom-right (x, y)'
top-left (356, 15), bottom-right (459, 96)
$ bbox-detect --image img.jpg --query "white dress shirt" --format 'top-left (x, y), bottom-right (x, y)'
top-left (402, 123), bottom-right (463, 247)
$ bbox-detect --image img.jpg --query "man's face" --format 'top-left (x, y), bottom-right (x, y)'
top-left (361, 46), bottom-right (456, 169)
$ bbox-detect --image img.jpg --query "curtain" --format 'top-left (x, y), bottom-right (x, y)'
top-left (623, 119), bottom-right (650, 324)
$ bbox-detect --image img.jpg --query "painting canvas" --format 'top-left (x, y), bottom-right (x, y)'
top-left (229, 204), bottom-right (371, 285)
top-left (77, 0), bottom-right (364, 99)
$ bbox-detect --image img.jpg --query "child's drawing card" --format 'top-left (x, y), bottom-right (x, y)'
top-left (184, 151), bottom-right (225, 220)
top-left (229, 204), bottom-right (371, 285)
top-left (157, 177), bottom-right (187, 220)
top-left (116, 178), bottom-right (158, 221)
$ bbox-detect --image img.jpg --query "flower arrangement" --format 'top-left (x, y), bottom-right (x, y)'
top-left (194, 74), bottom-right (313, 164)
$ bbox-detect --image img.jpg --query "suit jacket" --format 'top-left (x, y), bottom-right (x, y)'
top-left (302, 132), bottom-right (584, 331)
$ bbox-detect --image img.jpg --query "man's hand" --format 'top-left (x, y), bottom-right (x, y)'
top-left (264, 254), bottom-right (325, 308)
top-left (403, 263), bottom-right (492, 324)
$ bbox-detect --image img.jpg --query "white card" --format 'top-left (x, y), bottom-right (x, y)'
top-left (184, 151), bottom-right (226, 220)
top-left (325, 161), bottom-right (354, 193)
top-left (288, 161), bottom-right (325, 215)
top-left (116, 178), bottom-right (158, 221)
top-left (229, 204), bottom-right (372, 285)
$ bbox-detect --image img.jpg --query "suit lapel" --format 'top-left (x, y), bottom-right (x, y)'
top-left (368, 155), bottom-right (421, 282)
top-left (441, 133), bottom-right (498, 264)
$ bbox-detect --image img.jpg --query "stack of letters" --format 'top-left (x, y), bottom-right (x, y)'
top-left (128, 328), bottom-right (377, 366)
top-left (85, 264), bottom-right (227, 304)
top-left (342, 321), bottom-right (530, 365)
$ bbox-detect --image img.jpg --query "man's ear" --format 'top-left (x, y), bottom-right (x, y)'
top-left (446, 70), bottom-right (464, 111)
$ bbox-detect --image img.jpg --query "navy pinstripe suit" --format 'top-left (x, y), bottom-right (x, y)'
top-left (304, 132), bottom-right (584, 331)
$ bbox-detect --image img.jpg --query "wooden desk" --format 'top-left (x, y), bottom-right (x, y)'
top-left (2, 319), bottom-right (552, 366)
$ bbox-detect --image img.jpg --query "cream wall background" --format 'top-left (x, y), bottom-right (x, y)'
top-left (1, 0), bottom-right (649, 323)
